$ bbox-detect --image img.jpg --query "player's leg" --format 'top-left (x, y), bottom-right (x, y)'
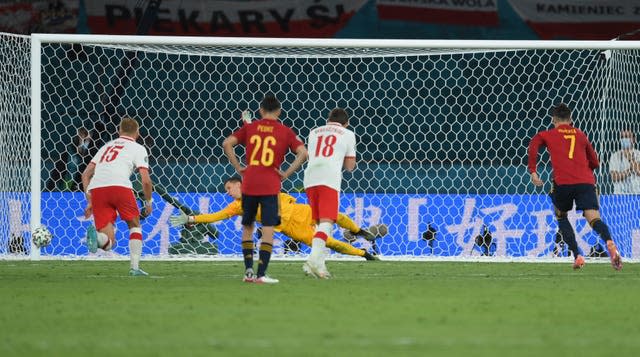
top-left (254, 195), bottom-right (280, 284)
top-left (337, 213), bottom-right (378, 241)
top-left (284, 223), bottom-right (375, 260)
top-left (551, 185), bottom-right (584, 268)
top-left (240, 195), bottom-right (260, 282)
top-left (117, 188), bottom-right (147, 276)
top-left (124, 217), bottom-right (147, 276)
top-left (86, 187), bottom-right (117, 253)
top-left (96, 222), bottom-right (116, 251)
top-left (578, 185), bottom-right (622, 270)
top-left (305, 185), bottom-right (338, 279)
top-left (555, 208), bottom-right (583, 269)
top-left (286, 208), bottom-right (375, 260)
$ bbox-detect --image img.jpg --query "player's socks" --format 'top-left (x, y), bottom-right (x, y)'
top-left (325, 237), bottom-right (366, 257)
top-left (336, 213), bottom-right (360, 234)
top-left (241, 240), bottom-right (254, 271)
top-left (590, 219), bottom-right (612, 242)
top-left (557, 217), bottom-right (580, 258)
top-left (256, 242), bottom-right (273, 278)
top-left (362, 250), bottom-right (379, 261)
top-left (129, 228), bottom-right (143, 270)
top-left (310, 231), bottom-right (328, 261)
top-left (96, 232), bottom-right (112, 250)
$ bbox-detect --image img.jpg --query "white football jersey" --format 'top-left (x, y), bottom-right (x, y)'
top-left (87, 136), bottom-right (149, 190)
top-left (303, 122), bottom-right (356, 191)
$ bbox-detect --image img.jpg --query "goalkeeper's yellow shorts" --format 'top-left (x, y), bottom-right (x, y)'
top-left (280, 205), bottom-right (315, 246)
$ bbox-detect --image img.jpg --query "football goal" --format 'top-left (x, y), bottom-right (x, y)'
top-left (1, 33), bottom-right (639, 261)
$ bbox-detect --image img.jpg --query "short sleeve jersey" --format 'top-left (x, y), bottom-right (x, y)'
top-left (87, 136), bottom-right (149, 190)
top-left (231, 118), bottom-right (304, 196)
top-left (527, 124), bottom-right (598, 185)
top-left (303, 122), bottom-right (356, 191)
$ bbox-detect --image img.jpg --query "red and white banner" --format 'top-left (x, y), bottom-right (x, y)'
top-left (0, 1), bottom-right (77, 34)
top-left (86, 0), bottom-right (367, 37)
top-left (508, 0), bottom-right (640, 40)
top-left (376, 0), bottom-right (499, 27)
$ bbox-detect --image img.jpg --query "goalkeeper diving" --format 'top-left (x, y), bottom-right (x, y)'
top-left (169, 176), bottom-right (387, 260)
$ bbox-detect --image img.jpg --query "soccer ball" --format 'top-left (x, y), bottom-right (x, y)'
top-left (32, 226), bottom-right (53, 248)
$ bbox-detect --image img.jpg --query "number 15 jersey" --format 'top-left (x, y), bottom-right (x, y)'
top-left (87, 136), bottom-right (149, 191)
top-left (304, 122), bottom-right (356, 192)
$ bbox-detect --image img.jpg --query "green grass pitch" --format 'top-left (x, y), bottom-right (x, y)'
top-left (1, 260), bottom-right (639, 357)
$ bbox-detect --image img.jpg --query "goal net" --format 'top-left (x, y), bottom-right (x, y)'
top-left (2, 34), bottom-right (639, 261)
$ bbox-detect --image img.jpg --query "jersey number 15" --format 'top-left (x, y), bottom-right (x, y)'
top-left (99, 145), bottom-right (124, 163)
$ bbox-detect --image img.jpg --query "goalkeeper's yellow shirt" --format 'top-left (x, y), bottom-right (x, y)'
top-left (192, 193), bottom-right (298, 231)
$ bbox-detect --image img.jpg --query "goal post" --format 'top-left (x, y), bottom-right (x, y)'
top-left (2, 33), bottom-right (639, 260)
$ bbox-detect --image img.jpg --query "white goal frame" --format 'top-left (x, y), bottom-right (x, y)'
top-left (23, 34), bottom-right (640, 261)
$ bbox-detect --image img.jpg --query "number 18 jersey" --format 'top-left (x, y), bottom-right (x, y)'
top-left (87, 136), bottom-right (149, 191)
top-left (304, 122), bottom-right (356, 192)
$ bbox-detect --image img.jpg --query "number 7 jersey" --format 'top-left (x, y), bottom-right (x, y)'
top-left (527, 123), bottom-right (599, 185)
top-left (304, 122), bottom-right (357, 192)
top-left (87, 136), bottom-right (150, 190)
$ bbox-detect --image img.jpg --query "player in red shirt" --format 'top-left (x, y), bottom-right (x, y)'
top-left (222, 95), bottom-right (307, 284)
top-left (528, 103), bottom-right (622, 270)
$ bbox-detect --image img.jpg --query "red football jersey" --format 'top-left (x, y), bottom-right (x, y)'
top-left (232, 118), bottom-right (304, 195)
top-left (527, 124), bottom-right (599, 185)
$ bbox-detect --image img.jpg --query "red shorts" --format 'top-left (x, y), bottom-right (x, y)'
top-left (305, 185), bottom-right (339, 222)
top-left (90, 186), bottom-right (140, 230)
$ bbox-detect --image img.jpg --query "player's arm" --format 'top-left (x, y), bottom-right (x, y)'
top-left (343, 157), bottom-right (356, 172)
top-left (81, 162), bottom-right (96, 197)
top-left (170, 203), bottom-right (240, 226)
top-left (585, 138), bottom-right (600, 171)
top-left (81, 162), bottom-right (96, 218)
top-left (222, 135), bottom-right (244, 174)
top-left (193, 209), bottom-right (236, 224)
top-left (343, 132), bottom-right (357, 172)
top-left (280, 144), bottom-right (308, 180)
top-left (139, 168), bottom-right (153, 215)
top-left (527, 133), bottom-right (544, 186)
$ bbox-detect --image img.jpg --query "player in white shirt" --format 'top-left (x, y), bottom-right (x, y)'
top-left (303, 108), bottom-right (357, 279)
top-left (81, 117), bottom-right (153, 276)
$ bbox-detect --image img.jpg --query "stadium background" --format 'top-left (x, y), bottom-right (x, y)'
top-left (13, 0), bottom-right (636, 195)
top-left (2, 1), bottom-right (638, 257)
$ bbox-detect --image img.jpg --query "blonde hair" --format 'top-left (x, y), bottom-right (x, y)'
top-left (119, 117), bottom-right (139, 135)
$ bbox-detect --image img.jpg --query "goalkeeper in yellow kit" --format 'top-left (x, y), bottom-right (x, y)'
top-left (169, 177), bottom-right (384, 260)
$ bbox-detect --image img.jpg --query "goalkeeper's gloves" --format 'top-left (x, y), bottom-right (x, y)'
top-left (241, 109), bottom-right (252, 123)
top-left (169, 210), bottom-right (194, 227)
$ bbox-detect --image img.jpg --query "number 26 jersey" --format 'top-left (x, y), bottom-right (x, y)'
top-left (232, 118), bottom-right (304, 196)
top-left (304, 122), bottom-right (356, 192)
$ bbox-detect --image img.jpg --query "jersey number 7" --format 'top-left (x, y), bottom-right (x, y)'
top-left (563, 135), bottom-right (575, 159)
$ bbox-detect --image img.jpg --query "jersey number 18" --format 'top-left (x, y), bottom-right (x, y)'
top-left (314, 135), bottom-right (337, 157)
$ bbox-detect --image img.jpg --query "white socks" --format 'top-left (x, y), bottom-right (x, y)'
top-left (129, 239), bottom-right (142, 270)
top-left (96, 232), bottom-right (112, 250)
top-left (129, 227), bottom-right (143, 270)
top-left (310, 222), bottom-right (333, 261)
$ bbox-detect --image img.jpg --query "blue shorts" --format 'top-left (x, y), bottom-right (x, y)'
top-left (550, 183), bottom-right (599, 212)
top-left (241, 194), bottom-right (280, 227)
